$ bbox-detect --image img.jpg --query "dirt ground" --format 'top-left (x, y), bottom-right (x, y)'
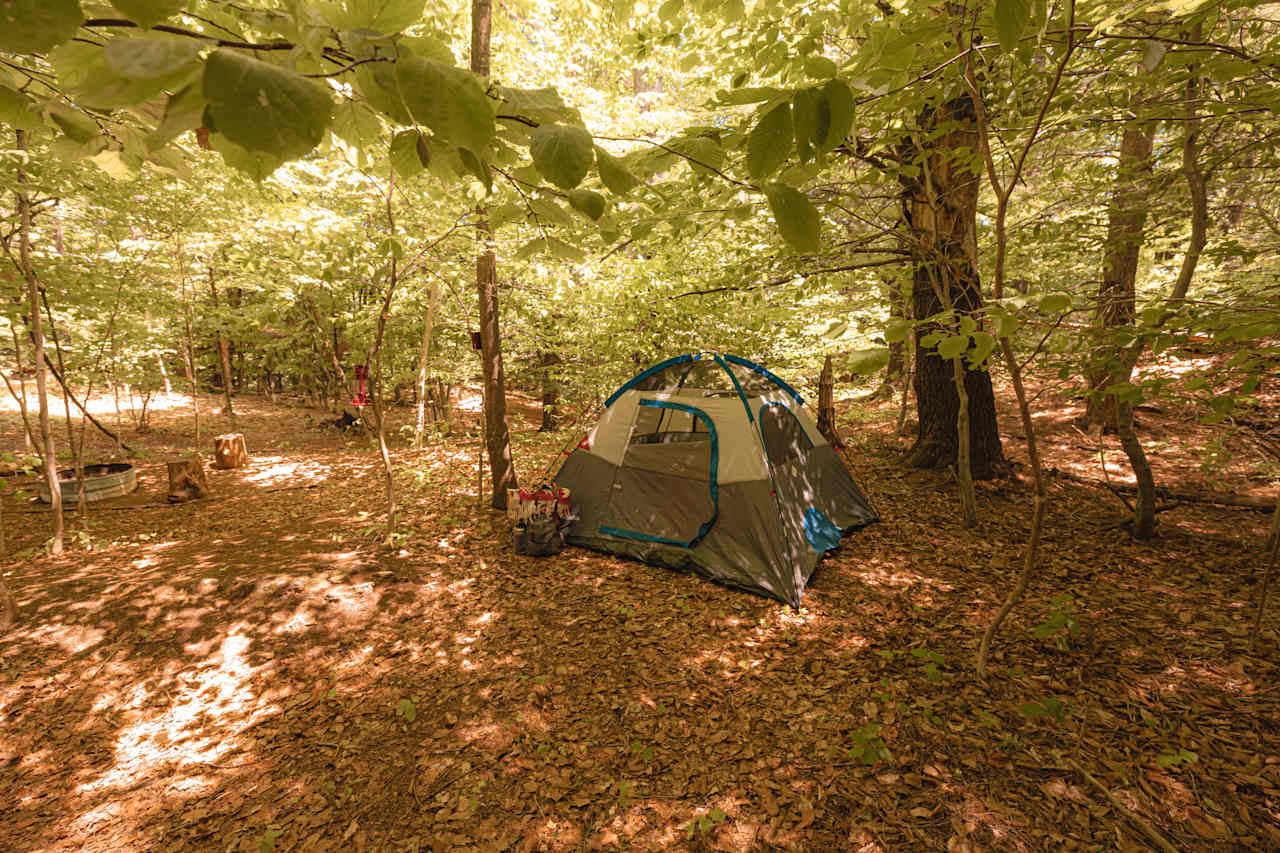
top-left (1, 370), bottom-right (1278, 852)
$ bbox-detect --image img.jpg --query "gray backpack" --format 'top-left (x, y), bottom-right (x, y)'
top-left (513, 516), bottom-right (564, 556)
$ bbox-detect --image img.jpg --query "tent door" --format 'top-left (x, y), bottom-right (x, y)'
top-left (599, 400), bottom-right (718, 547)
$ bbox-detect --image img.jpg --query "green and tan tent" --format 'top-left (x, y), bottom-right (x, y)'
top-left (555, 353), bottom-right (878, 605)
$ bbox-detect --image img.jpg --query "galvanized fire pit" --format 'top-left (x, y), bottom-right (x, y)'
top-left (37, 462), bottom-right (138, 504)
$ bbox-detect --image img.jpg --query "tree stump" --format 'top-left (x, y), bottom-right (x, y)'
top-left (167, 457), bottom-right (210, 503)
top-left (213, 433), bottom-right (248, 469)
top-left (816, 354), bottom-right (844, 449)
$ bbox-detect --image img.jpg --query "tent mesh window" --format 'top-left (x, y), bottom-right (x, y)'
top-left (760, 405), bottom-right (813, 466)
top-left (630, 359), bottom-right (737, 397)
top-left (726, 362), bottom-right (780, 396)
top-left (631, 403), bottom-right (710, 445)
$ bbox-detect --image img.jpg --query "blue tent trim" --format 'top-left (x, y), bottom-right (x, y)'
top-left (722, 354), bottom-right (805, 405)
top-left (714, 354), bottom-right (755, 423)
top-left (599, 399), bottom-right (719, 548)
top-left (603, 353), bottom-right (697, 407)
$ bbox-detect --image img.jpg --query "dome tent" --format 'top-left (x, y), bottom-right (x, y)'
top-left (554, 353), bottom-right (878, 605)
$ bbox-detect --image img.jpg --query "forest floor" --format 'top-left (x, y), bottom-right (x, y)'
top-left (2, 359), bottom-right (1278, 852)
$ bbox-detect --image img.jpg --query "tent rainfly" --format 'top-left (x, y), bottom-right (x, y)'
top-left (555, 353), bottom-right (878, 605)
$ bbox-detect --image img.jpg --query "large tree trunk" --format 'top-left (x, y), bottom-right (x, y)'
top-left (472, 0), bottom-right (517, 510)
top-left (16, 130), bottom-right (62, 553)
top-left (899, 95), bottom-right (1005, 480)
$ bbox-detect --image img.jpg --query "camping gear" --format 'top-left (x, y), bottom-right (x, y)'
top-left (507, 484), bottom-right (572, 523)
top-left (554, 353), bottom-right (878, 605)
top-left (514, 516), bottom-right (565, 556)
top-left (510, 482), bottom-right (573, 556)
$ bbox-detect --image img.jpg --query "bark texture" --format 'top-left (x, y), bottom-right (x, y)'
top-left (899, 95), bottom-right (1005, 480)
top-left (472, 0), bottom-right (517, 509)
top-left (1084, 121), bottom-right (1154, 427)
top-left (16, 130), bottom-right (62, 552)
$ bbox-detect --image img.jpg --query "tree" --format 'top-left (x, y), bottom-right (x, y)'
top-left (899, 94), bottom-right (1005, 481)
top-left (472, 0), bottom-right (518, 510)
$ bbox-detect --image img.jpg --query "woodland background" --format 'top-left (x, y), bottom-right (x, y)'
top-left (1, 0), bottom-right (1279, 850)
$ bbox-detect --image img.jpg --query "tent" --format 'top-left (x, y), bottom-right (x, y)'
top-left (554, 353), bottom-right (878, 605)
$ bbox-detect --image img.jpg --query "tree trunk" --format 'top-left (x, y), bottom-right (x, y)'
top-left (472, 0), bottom-right (517, 510)
top-left (208, 263), bottom-right (235, 424)
top-left (880, 275), bottom-right (908, 396)
top-left (413, 281), bottom-right (441, 447)
top-left (16, 130), bottom-right (62, 553)
top-left (1083, 120), bottom-right (1154, 427)
top-left (305, 293), bottom-right (348, 411)
top-left (816, 354), bottom-right (842, 447)
top-left (368, 172), bottom-right (401, 543)
top-left (40, 295), bottom-right (85, 516)
top-left (538, 350), bottom-right (561, 433)
top-left (899, 96), bottom-right (1005, 480)
top-left (8, 326), bottom-right (34, 453)
top-left (178, 247), bottom-right (201, 450)
top-left (952, 354), bottom-right (978, 527)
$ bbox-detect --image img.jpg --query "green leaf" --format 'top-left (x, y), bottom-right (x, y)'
top-left (378, 236), bottom-right (404, 259)
top-left (937, 334), bottom-right (969, 360)
top-left (356, 63), bottom-right (411, 124)
top-left (498, 85), bottom-right (574, 124)
top-left (147, 84), bottom-right (205, 149)
top-left (1142, 41), bottom-right (1167, 73)
top-left (994, 0), bottom-right (1031, 53)
top-left (595, 145), bottom-right (638, 194)
top-left (0, 85), bottom-right (43, 132)
top-left (568, 188), bottom-right (606, 220)
top-left (530, 123), bottom-right (593, 189)
top-left (1038, 293), bottom-right (1071, 314)
top-left (51, 39), bottom-right (194, 110)
top-left (0, 0), bottom-right (84, 54)
top-left (819, 79), bottom-right (853, 151)
top-left (667, 135), bottom-right (724, 176)
top-left (458, 148), bottom-right (490, 191)
top-left (746, 102), bottom-right (793, 180)
top-left (208, 131), bottom-right (285, 181)
top-left (762, 182), bottom-right (819, 254)
top-left (528, 195), bottom-right (573, 227)
top-left (332, 99), bottom-right (383, 149)
top-left (389, 129), bottom-right (428, 178)
top-left (48, 103), bottom-right (98, 143)
top-left (203, 49), bottom-right (333, 160)
top-left (104, 35), bottom-right (201, 80)
top-left (716, 86), bottom-right (783, 105)
top-left (803, 55), bottom-right (837, 79)
top-left (658, 0), bottom-right (682, 22)
top-left (968, 331), bottom-right (996, 365)
top-left (846, 347), bottom-right (889, 375)
top-left (111, 0), bottom-right (184, 29)
top-left (322, 0), bottom-right (424, 33)
top-left (792, 88), bottom-right (819, 164)
top-left (884, 317), bottom-right (912, 344)
top-left (395, 56), bottom-right (494, 155)
top-left (489, 201), bottom-right (524, 228)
